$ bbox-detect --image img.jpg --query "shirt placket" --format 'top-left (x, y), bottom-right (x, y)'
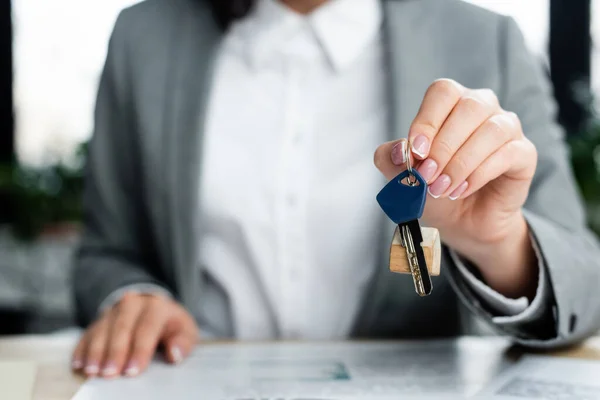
top-left (276, 54), bottom-right (310, 339)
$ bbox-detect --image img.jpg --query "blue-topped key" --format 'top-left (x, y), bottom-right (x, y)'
top-left (377, 168), bottom-right (433, 296)
top-left (376, 169), bottom-right (427, 224)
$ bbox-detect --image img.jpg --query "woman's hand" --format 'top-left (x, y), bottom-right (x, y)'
top-left (72, 292), bottom-right (199, 378)
top-left (375, 79), bottom-right (538, 299)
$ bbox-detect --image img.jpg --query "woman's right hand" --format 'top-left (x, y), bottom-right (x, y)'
top-left (71, 292), bottom-right (200, 378)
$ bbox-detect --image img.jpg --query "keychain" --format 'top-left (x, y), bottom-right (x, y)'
top-left (376, 142), bottom-right (441, 296)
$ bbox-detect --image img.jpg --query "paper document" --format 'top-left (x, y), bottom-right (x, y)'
top-left (72, 339), bottom-right (510, 400)
top-left (479, 355), bottom-right (600, 399)
top-left (0, 360), bottom-right (37, 400)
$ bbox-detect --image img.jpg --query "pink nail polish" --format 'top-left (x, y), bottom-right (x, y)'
top-left (391, 141), bottom-right (407, 166)
top-left (449, 181), bottom-right (469, 200)
top-left (124, 362), bottom-right (140, 377)
top-left (417, 158), bottom-right (438, 182)
top-left (84, 363), bottom-right (99, 376)
top-left (428, 175), bottom-right (452, 198)
top-left (411, 135), bottom-right (430, 158)
top-left (102, 362), bottom-right (118, 377)
top-left (72, 359), bottom-right (83, 370)
top-left (170, 346), bottom-right (183, 364)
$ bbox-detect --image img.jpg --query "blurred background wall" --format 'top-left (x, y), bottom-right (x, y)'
top-left (0, 0), bottom-right (599, 334)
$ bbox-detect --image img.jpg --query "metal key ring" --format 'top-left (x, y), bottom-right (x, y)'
top-left (405, 140), bottom-right (417, 186)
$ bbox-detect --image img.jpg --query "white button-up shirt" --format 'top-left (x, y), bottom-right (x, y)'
top-left (200, 0), bottom-right (387, 339)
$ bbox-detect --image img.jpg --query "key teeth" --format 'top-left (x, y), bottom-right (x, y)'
top-left (398, 221), bottom-right (434, 296)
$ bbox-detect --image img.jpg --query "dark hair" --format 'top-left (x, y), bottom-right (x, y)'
top-left (206, 0), bottom-right (256, 28)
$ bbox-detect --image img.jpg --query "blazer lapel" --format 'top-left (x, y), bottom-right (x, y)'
top-left (353, 0), bottom-right (445, 336)
top-left (165, 2), bottom-right (222, 307)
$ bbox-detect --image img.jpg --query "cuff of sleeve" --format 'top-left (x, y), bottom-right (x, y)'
top-left (98, 283), bottom-right (173, 315)
top-left (449, 231), bottom-right (548, 325)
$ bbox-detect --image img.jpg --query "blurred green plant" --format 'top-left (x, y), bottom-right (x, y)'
top-left (0, 144), bottom-right (86, 240)
top-left (569, 113), bottom-right (600, 236)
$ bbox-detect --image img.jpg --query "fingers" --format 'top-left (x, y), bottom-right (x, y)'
top-left (72, 330), bottom-right (88, 371)
top-left (101, 293), bottom-right (145, 378)
top-left (126, 296), bottom-right (170, 376)
top-left (462, 138), bottom-right (537, 201)
top-left (409, 79), bottom-right (465, 159)
top-left (162, 308), bottom-right (200, 365)
top-left (145, 300), bottom-right (198, 365)
top-left (80, 315), bottom-right (112, 377)
top-left (72, 294), bottom-right (199, 379)
top-left (162, 321), bottom-right (199, 365)
top-left (406, 79), bottom-right (528, 201)
top-left (374, 139), bottom-right (409, 180)
top-left (419, 89), bottom-right (499, 185)
top-left (429, 112), bottom-right (520, 199)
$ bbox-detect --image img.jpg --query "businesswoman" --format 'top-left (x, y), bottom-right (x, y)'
top-left (72, 0), bottom-right (600, 378)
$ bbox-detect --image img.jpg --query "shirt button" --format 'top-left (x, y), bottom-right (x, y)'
top-left (287, 195), bottom-right (297, 207)
top-left (293, 132), bottom-right (302, 144)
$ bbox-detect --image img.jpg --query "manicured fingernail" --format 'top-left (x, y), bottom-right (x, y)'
top-left (411, 135), bottom-right (429, 158)
top-left (72, 359), bottom-right (83, 370)
top-left (170, 346), bottom-right (183, 364)
top-left (449, 181), bottom-right (469, 200)
top-left (84, 363), bottom-right (99, 375)
top-left (391, 141), bottom-right (407, 165)
top-left (417, 158), bottom-right (438, 182)
top-left (124, 362), bottom-right (140, 377)
top-left (102, 362), bottom-right (118, 377)
top-left (428, 174), bottom-right (452, 198)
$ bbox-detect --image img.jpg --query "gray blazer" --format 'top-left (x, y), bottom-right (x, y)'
top-left (74, 0), bottom-right (600, 347)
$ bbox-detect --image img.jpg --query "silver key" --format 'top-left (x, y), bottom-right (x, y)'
top-left (398, 219), bottom-right (432, 296)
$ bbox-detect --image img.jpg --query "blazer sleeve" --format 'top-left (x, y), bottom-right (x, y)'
top-left (73, 12), bottom-right (171, 327)
top-left (449, 16), bottom-right (600, 347)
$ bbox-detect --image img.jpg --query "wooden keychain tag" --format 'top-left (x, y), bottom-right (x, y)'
top-left (389, 225), bottom-right (441, 276)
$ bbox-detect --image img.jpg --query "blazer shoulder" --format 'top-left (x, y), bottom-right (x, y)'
top-left (425, 0), bottom-right (515, 59)
top-left (437, 0), bottom-right (507, 24)
top-left (429, 0), bottom-right (511, 42)
top-left (120, 0), bottom-right (208, 20)
top-left (113, 0), bottom-right (214, 40)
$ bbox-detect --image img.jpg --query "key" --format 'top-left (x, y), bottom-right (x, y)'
top-left (376, 168), bottom-right (433, 296)
top-left (400, 219), bottom-right (432, 296)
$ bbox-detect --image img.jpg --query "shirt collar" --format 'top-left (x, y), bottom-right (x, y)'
top-left (231, 0), bottom-right (383, 72)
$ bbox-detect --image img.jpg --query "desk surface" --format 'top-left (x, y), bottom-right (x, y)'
top-left (2, 335), bottom-right (600, 400)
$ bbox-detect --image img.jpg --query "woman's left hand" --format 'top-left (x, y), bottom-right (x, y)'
top-left (375, 79), bottom-right (538, 299)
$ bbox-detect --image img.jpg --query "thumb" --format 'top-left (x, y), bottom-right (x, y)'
top-left (374, 139), bottom-right (411, 181)
top-left (161, 311), bottom-right (200, 365)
